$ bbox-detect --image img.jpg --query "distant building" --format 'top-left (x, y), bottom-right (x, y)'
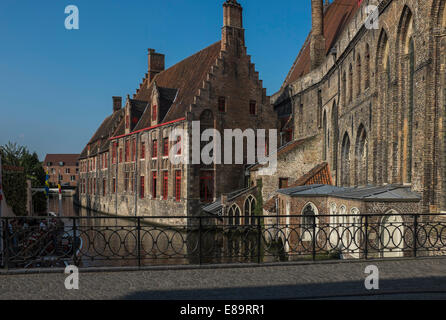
top-left (43, 154), bottom-right (80, 187)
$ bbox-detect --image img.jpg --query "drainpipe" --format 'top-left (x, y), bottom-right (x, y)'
top-left (134, 134), bottom-right (140, 217)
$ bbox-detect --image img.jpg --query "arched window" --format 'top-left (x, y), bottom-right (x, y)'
top-left (397, 7), bottom-right (414, 184)
top-left (380, 210), bottom-right (404, 258)
top-left (355, 124), bottom-right (368, 186)
top-left (349, 64), bottom-right (353, 103)
top-left (228, 204), bottom-right (241, 226)
top-left (357, 54), bottom-right (362, 97)
top-left (301, 203), bottom-right (318, 241)
top-left (365, 44), bottom-right (370, 89)
top-left (341, 132), bottom-right (351, 186)
top-left (323, 110), bottom-right (327, 161)
top-left (342, 71), bottom-right (347, 107)
top-left (244, 195), bottom-right (256, 225)
top-left (375, 29), bottom-right (390, 184)
top-left (331, 100), bottom-right (339, 174)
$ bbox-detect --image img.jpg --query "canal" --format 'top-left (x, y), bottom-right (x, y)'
top-left (45, 195), bottom-right (267, 268)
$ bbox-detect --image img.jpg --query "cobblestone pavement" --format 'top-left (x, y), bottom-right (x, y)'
top-left (1, 258), bottom-right (446, 300)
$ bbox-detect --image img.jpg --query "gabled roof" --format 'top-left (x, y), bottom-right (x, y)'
top-left (80, 108), bottom-right (124, 159)
top-left (134, 41), bottom-right (221, 128)
top-left (282, 0), bottom-right (360, 88)
top-left (263, 162), bottom-right (333, 213)
top-left (133, 86), bottom-right (178, 131)
top-left (250, 136), bottom-right (315, 171)
top-left (43, 154), bottom-right (79, 166)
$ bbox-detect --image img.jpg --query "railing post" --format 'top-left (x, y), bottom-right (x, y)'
top-left (198, 216), bottom-right (202, 265)
top-left (364, 215), bottom-right (369, 260)
top-left (72, 218), bottom-right (78, 266)
top-left (413, 214), bottom-right (418, 258)
top-left (137, 217), bottom-right (141, 268)
top-left (257, 216), bottom-right (262, 264)
top-left (312, 218), bottom-right (316, 261)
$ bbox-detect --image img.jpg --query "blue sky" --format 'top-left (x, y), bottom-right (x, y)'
top-left (0, 0), bottom-right (312, 160)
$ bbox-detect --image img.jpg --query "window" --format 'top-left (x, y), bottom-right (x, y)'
top-left (176, 136), bottom-right (182, 155)
top-left (59, 175), bottom-right (63, 181)
top-left (94, 178), bottom-right (96, 195)
top-left (218, 97), bottom-right (226, 113)
top-left (152, 172), bottom-right (157, 198)
top-left (112, 142), bottom-right (117, 164)
top-left (152, 140), bottom-right (158, 158)
top-left (162, 171), bottom-right (168, 200)
top-left (126, 114), bottom-right (130, 129)
top-left (119, 148), bottom-right (123, 163)
top-left (124, 172), bottom-right (129, 192)
top-left (279, 178), bottom-right (289, 189)
top-left (175, 170), bottom-right (181, 201)
top-left (132, 138), bottom-right (136, 161)
top-left (141, 142), bottom-right (145, 159)
top-left (249, 100), bottom-right (256, 115)
top-left (65, 168), bottom-right (70, 174)
top-left (152, 105), bottom-right (157, 122)
top-left (200, 171), bottom-right (214, 202)
top-left (125, 140), bottom-right (130, 162)
top-left (140, 176), bottom-right (145, 198)
top-left (163, 138), bottom-right (169, 157)
top-left (113, 178), bottom-right (116, 193)
top-left (71, 176), bottom-right (76, 182)
top-left (103, 179), bottom-right (106, 196)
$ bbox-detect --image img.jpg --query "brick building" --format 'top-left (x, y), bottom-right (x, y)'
top-left (43, 154), bottom-right (80, 187)
top-left (207, 0), bottom-right (444, 232)
top-left (262, 0), bottom-right (445, 215)
top-left (78, 0), bottom-right (278, 220)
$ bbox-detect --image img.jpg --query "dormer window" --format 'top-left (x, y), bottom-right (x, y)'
top-left (152, 105), bottom-right (157, 122)
top-left (249, 100), bottom-right (256, 115)
top-left (218, 97), bottom-right (226, 113)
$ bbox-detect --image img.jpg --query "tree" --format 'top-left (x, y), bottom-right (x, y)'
top-left (0, 142), bottom-right (47, 215)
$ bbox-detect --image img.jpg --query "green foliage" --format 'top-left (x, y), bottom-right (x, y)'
top-left (1, 142), bottom-right (47, 215)
top-left (254, 179), bottom-right (263, 217)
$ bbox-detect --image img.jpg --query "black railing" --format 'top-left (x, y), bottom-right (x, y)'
top-left (1, 214), bottom-right (445, 269)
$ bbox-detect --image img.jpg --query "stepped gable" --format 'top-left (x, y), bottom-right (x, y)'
top-left (133, 41), bottom-right (222, 130)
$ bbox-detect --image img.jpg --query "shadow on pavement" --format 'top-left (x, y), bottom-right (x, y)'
top-left (122, 276), bottom-right (446, 300)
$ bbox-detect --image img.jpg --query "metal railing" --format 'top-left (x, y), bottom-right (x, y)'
top-left (1, 214), bottom-right (445, 269)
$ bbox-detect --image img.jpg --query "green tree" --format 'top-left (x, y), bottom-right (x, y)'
top-left (1, 142), bottom-right (47, 215)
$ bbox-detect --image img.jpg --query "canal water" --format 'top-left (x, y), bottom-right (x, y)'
top-left (47, 195), bottom-right (267, 268)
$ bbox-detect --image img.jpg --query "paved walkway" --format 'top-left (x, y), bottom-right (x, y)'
top-left (1, 258), bottom-right (446, 300)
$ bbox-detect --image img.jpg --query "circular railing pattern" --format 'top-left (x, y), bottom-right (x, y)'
top-left (3, 215), bottom-right (446, 268)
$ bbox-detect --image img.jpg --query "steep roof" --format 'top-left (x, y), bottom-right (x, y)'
top-left (44, 154), bottom-right (80, 166)
top-left (263, 162), bottom-right (333, 213)
top-left (134, 41), bottom-right (221, 128)
top-left (79, 108), bottom-right (124, 159)
top-left (282, 0), bottom-right (360, 88)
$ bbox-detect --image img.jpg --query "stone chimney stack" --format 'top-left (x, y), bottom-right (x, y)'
top-left (310, 0), bottom-right (326, 70)
top-left (147, 49), bottom-right (165, 83)
top-left (112, 96), bottom-right (122, 113)
top-left (222, 0), bottom-right (245, 52)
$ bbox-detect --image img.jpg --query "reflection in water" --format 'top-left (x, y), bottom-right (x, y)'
top-left (48, 196), bottom-right (270, 268)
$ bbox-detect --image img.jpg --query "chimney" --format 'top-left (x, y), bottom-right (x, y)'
top-left (112, 96), bottom-right (122, 113)
top-left (148, 49), bottom-right (165, 83)
top-left (310, 0), bottom-right (326, 70)
top-left (222, 0), bottom-right (245, 52)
